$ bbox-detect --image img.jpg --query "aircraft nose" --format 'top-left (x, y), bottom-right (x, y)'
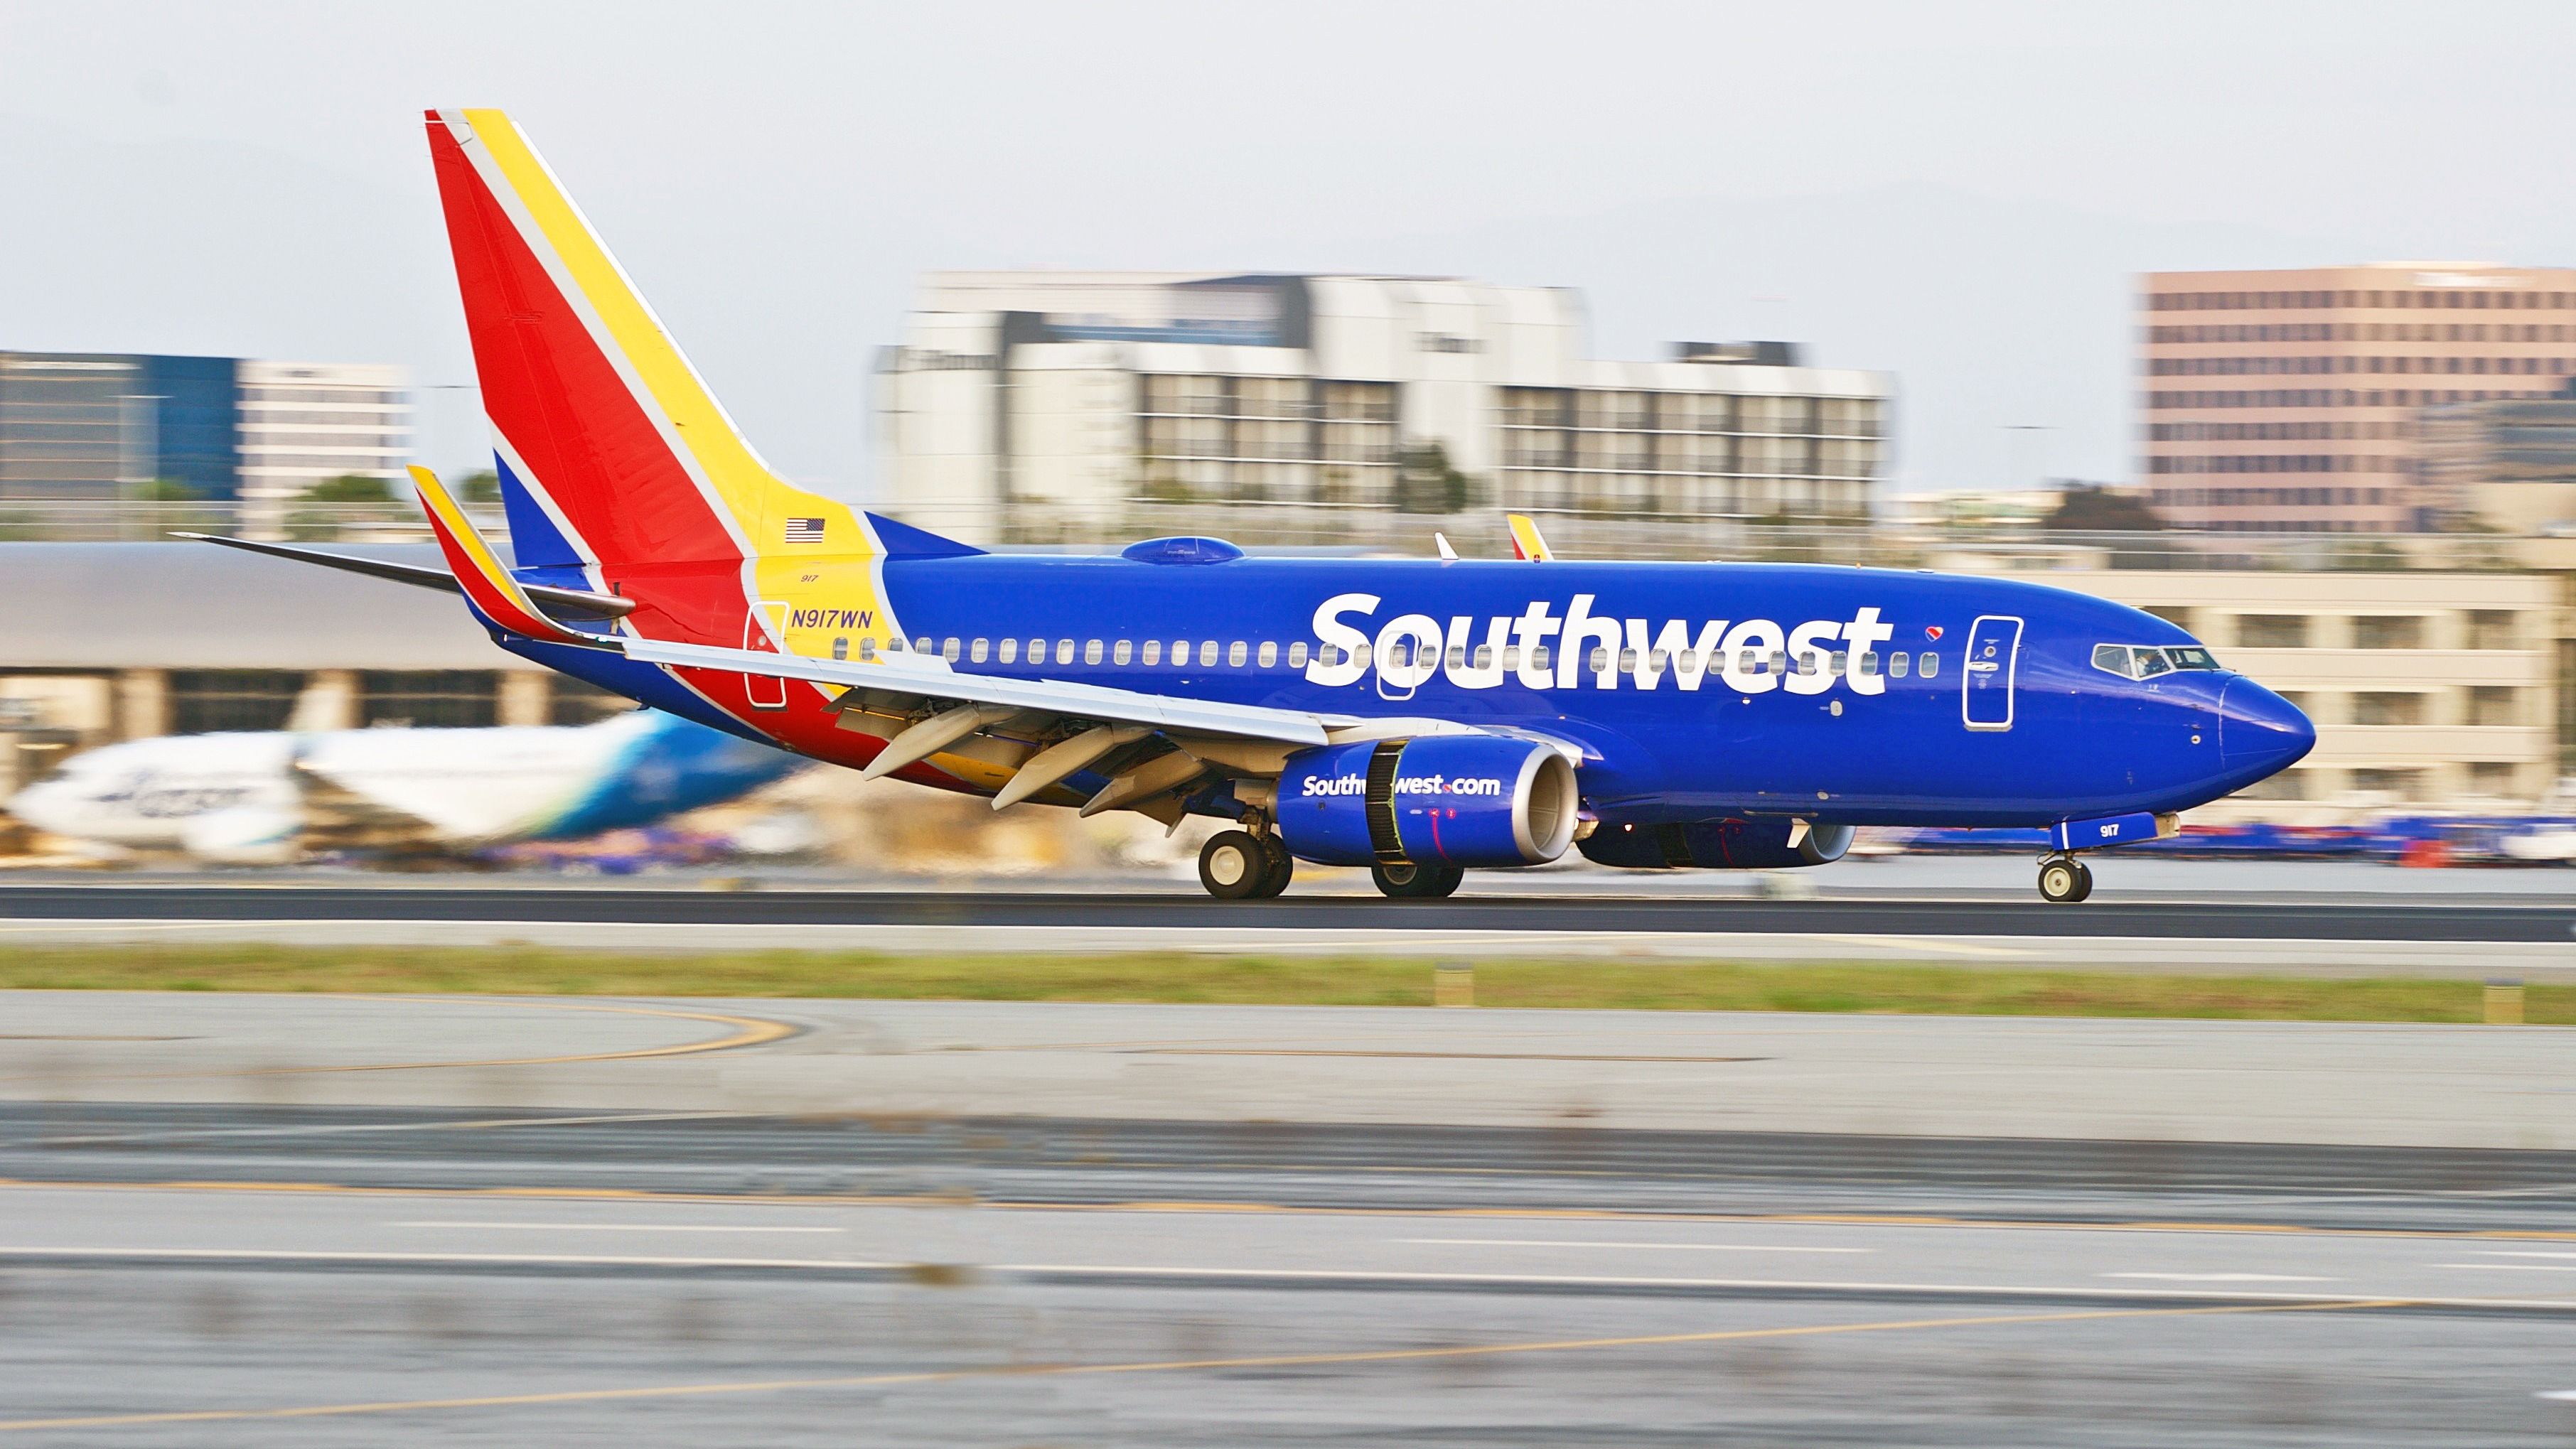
top-left (6, 782), bottom-right (70, 834)
top-left (2218, 678), bottom-right (2315, 777)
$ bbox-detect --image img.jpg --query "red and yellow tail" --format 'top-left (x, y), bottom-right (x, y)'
top-left (424, 108), bottom-right (880, 650)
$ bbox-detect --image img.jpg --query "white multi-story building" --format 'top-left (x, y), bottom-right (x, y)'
top-left (235, 361), bottom-right (412, 524)
top-left (875, 273), bottom-right (1891, 539)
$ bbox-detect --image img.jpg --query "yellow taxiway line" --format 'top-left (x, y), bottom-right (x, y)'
top-left (0, 993), bottom-right (795, 1083)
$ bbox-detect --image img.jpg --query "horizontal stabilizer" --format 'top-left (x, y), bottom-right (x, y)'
top-left (173, 532), bottom-right (633, 618)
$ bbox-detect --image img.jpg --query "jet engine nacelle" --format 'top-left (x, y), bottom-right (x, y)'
top-left (178, 805), bottom-right (304, 866)
top-left (1578, 817), bottom-right (1855, 871)
top-left (1274, 736), bottom-right (1579, 868)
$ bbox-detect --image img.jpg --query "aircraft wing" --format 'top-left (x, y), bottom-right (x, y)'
top-left (618, 635), bottom-right (1576, 822)
top-left (622, 637), bottom-right (1336, 746)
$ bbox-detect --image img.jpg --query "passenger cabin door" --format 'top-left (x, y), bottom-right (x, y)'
top-left (744, 603), bottom-right (789, 711)
top-left (1962, 614), bottom-right (2022, 731)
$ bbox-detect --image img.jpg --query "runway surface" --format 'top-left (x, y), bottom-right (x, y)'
top-left (4, 1104), bottom-right (2575, 1445)
top-left (4, 993), bottom-right (2572, 1441)
top-left (7, 882), bottom-right (2575, 941)
top-left (7, 992), bottom-right (2573, 1148)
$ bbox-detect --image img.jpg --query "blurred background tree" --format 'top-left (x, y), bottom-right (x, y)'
top-left (1395, 442), bottom-right (1475, 515)
top-left (302, 473), bottom-right (394, 503)
top-left (2043, 483), bottom-right (2164, 532)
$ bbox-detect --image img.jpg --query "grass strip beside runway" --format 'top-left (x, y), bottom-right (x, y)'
top-left (0, 946), bottom-right (2568, 1023)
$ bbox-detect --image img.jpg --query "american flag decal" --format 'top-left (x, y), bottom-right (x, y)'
top-left (784, 517), bottom-right (825, 543)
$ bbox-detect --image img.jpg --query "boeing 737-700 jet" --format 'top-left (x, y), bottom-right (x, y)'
top-left (192, 108), bottom-right (2314, 903)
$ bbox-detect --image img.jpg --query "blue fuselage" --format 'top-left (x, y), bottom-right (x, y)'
top-left (712, 553), bottom-right (2312, 831)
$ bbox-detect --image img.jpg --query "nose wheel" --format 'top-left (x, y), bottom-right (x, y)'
top-left (2036, 855), bottom-right (2093, 904)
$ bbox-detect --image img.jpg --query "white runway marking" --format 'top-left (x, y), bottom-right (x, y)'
top-left (2434, 1261), bottom-right (2576, 1272)
top-left (2100, 1273), bottom-right (2334, 1283)
top-left (1400, 1237), bottom-right (1872, 1254)
top-left (390, 1220), bottom-right (844, 1234)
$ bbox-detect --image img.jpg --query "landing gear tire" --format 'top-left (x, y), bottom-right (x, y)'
top-left (2037, 856), bottom-right (2093, 905)
top-left (1199, 831), bottom-right (1268, 900)
top-left (1252, 834), bottom-right (1294, 898)
top-left (1372, 861), bottom-right (1464, 900)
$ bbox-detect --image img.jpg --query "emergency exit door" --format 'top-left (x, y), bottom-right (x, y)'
top-left (1962, 614), bottom-right (2022, 731)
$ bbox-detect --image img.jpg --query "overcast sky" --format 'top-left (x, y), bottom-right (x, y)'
top-left (2, 1), bottom-right (2570, 500)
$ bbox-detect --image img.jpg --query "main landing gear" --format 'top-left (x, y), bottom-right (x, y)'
top-left (1371, 861), bottom-right (1464, 900)
top-left (1199, 828), bottom-right (1293, 900)
top-left (2036, 853), bottom-right (2094, 905)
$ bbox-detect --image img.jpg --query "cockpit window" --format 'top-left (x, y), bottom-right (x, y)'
top-left (2091, 643), bottom-right (2225, 679)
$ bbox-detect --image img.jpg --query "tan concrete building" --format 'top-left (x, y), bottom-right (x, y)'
top-left (2140, 264), bottom-right (2576, 533)
top-left (878, 272), bottom-right (1890, 541)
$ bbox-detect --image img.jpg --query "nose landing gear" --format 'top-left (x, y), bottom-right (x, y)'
top-left (2036, 854), bottom-right (2094, 904)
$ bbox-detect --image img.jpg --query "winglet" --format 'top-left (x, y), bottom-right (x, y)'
top-left (1434, 532), bottom-right (1458, 562)
top-left (409, 465), bottom-right (603, 647)
top-left (1506, 514), bottom-right (1555, 561)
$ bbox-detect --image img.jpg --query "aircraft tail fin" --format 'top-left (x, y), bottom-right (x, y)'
top-left (423, 108), bottom-right (869, 573)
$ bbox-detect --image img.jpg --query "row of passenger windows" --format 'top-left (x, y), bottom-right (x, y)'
top-left (866, 636), bottom-right (1305, 669)
top-left (864, 635), bottom-right (1946, 681)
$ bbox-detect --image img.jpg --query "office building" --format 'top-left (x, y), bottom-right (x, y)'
top-left (234, 360), bottom-right (413, 517)
top-left (0, 352), bottom-right (409, 515)
top-left (2139, 264), bottom-right (2576, 532)
top-left (876, 273), bottom-right (1890, 538)
top-left (0, 352), bottom-right (239, 500)
top-left (2419, 393), bottom-right (2576, 534)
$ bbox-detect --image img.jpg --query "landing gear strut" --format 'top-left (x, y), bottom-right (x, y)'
top-left (2036, 854), bottom-right (2094, 905)
top-left (1371, 861), bottom-right (1464, 900)
top-left (1199, 826), bottom-right (1294, 900)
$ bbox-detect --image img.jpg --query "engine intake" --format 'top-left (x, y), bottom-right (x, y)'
top-left (1274, 736), bottom-right (1578, 868)
top-left (1578, 817), bottom-right (1854, 871)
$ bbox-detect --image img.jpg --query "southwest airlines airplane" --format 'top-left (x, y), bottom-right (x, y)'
top-left (193, 109), bottom-right (2314, 904)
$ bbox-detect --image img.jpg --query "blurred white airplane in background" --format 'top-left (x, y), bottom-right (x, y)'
top-left (8, 710), bottom-right (800, 863)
